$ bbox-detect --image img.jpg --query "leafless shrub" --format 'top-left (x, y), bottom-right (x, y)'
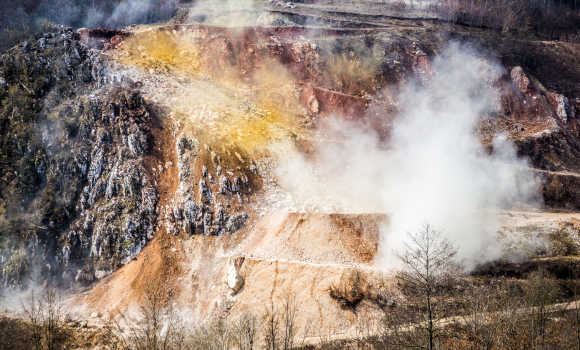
top-left (187, 311), bottom-right (265, 350)
top-left (559, 30), bottom-right (580, 44)
top-left (0, 315), bottom-right (31, 349)
top-left (115, 285), bottom-right (187, 350)
top-left (263, 299), bottom-right (282, 350)
top-left (112, 298), bottom-right (265, 350)
top-left (281, 292), bottom-right (300, 350)
top-left (433, 0), bottom-right (580, 41)
top-left (203, 319), bottom-right (234, 350)
top-left (563, 277), bottom-right (580, 349)
top-left (393, 1), bottom-right (407, 11)
top-left (21, 286), bottom-right (67, 350)
top-left (231, 309), bottom-right (260, 350)
top-left (328, 270), bottom-right (367, 309)
top-left (523, 268), bottom-right (561, 349)
top-left (262, 290), bottom-right (306, 350)
top-left (353, 314), bottom-right (378, 349)
top-left (187, 321), bottom-right (228, 350)
top-left (451, 281), bottom-right (522, 349)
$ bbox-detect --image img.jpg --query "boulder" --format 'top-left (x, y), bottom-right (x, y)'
top-left (94, 270), bottom-right (110, 279)
top-left (220, 292), bottom-right (237, 310)
top-left (60, 313), bottom-right (72, 323)
top-left (227, 264), bottom-right (244, 293)
top-left (547, 92), bottom-right (570, 123)
top-left (110, 35), bottom-right (124, 48)
top-left (76, 28), bottom-right (89, 45)
top-left (511, 66), bottom-right (535, 94)
top-left (308, 94), bottom-right (320, 114)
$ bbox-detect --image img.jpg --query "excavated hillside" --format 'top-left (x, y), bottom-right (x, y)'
top-left (2, 0), bottom-right (580, 343)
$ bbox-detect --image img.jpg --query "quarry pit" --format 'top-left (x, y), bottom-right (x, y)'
top-left (68, 8), bottom-right (580, 335)
top-left (2, 0), bottom-right (580, 348)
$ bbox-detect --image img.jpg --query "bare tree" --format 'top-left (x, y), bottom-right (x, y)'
top-left (263, 299), bottom-right (282, 350)
top-left (232, 309), bottom-right (260, 350)
top-left (281, 292), bottom-right (299, 350)
top-left (457, 281), bottom-right (521, 350)
top-left (21, 286), bottom-right (66, 350)
top-left (392, 222), bottom-right (461, 350)
top-left (262, 290), bottom-right (301, 350)
top-left (565, 277), bottom-right (580, 350)
top-left (523, 268), bottom-right (560, 350)
top-left (209, 319), bottom-right (234, 350)
top-left (117, 284), bottom-right (186, 350)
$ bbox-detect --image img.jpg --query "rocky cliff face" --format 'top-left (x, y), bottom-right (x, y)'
top-left (478, 65), bottom-right (580, 210)
top-left (3, 11), bottom-right (580, 293)
top-left (0, 24), bottom-right (261, 289)
top-left (0, 24), bottom-right (98, 287)
top-left (0, 26), bottom-right (160, 288)
top-left (59, 86), bottom-right (158, 286)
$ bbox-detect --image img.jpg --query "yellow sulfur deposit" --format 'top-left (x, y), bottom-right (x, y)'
top-left (114, 27), bottom-right (305, 155)
top-left (120, 29), bottom-right (202, 74)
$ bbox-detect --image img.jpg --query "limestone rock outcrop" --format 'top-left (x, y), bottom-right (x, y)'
top-left (227, 264), bottom-right (244, 293)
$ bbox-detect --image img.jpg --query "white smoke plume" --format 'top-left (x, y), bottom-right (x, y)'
top-left (83, 0), bottom-right (177, 29)
top-left (185, 0), bottom-right (262, 27)
top-left (276, 43), bottom-right (539, 268)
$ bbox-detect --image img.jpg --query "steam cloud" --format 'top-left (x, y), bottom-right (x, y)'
top-left (185, 0), bottom-right (263, 27)
top-left (276, 43), bottom-right (539, 268)
top-left (86, 0), bottom-right (177, 29)
top-left (0, 0), bottom-right (179, 52)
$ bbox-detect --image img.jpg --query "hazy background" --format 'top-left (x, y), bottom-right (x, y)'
top-left (0, 0), bottom-right (177, 51)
